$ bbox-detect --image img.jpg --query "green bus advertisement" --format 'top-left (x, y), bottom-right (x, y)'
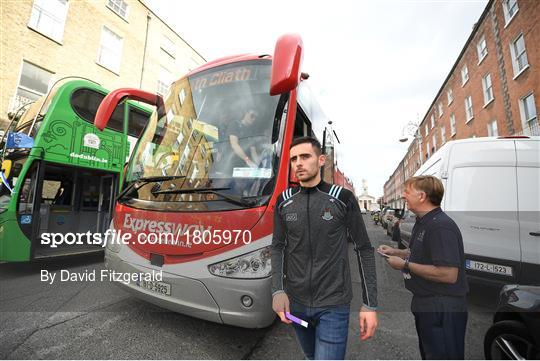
top-left (0, 78), bottom-right (151, 262)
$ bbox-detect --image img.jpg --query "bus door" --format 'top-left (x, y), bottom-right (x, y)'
top-left (97, 174), bottom-right (115, 234)
top-left (16, 159), bottom-right (43, 259)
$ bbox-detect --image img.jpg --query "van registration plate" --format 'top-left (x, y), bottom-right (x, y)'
top-left (466, 260), bottom-right (513, 276)
top-left (136, 280), bottom-right (171, 296)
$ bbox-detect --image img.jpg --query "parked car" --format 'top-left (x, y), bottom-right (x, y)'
top-left (385, 209), bottom-right (402, 236)
top-left (360, 208), bottom-right (367, 214)
top-left (414, 136), bottom-right (540, 286)
top-left (484, 284), bottom-right (540, 359)
top-left (397, 209), bottom-right (416, 250)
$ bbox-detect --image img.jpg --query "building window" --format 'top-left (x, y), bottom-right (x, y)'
top-left (431, 114), bottom-right (435, 129)
top-left (441, 126), bottom-right (446, 144)
top-left (161, 35), bottom-right (175, 58)
top-left (157, 66), bottom-right (172, 96)
top-left (13, 61), bottom-right (54, 111)
top-left (97, 26), bottom-right (123, 74)
top-left (487, 120), bottom-right (498, 137)
top-left (461, 65), bottom-right (469, 86)
top-left (482, 73), bottom-right (494, 105)
top-left (519, 93), bottom-right (537, 129)
top-left (432, 134), bottom-right (437, 152)
top-left (438, 102), bottom-right (443, 117)
top-left (477, 35), bottom-right (488, 63)
top-left (190, 164), bottom-right (199, 181)
top-left (447, 89), bottom-right (454, 105)
top-left (503, 0), bottom-right (519, 25)
top-left (510, 34), bottom-right (529, 77)
top-left (450, 114), bottom-right (456, 136)
top-left (28, 0), bottom-right (69, 43)
top-left (107, 0), bottom-right (128, 19)
top-left (426, 141), bottom-right (430, 159)
top-left (465, 96), bottom-right (474, 122)
top-left (425, 124), bottom-right (429, 136)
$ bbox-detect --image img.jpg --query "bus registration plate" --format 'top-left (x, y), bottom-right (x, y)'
top-left (137, 279), bottom-right (171, 296)
top-left (465, 260), bottom-right (513, 276)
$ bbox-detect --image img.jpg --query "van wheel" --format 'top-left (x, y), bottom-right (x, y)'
top-left (484, 320), bottom-right (538, 359)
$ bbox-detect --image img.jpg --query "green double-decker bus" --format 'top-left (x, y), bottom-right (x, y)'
top-left (0, 78), bottom-right (151, 261)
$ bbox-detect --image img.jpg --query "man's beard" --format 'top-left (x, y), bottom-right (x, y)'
top-left (297, 169), bottom-right (318, 183)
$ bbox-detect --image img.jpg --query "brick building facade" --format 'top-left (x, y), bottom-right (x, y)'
top-left (384, 0), bottom-right (539, 207)
top-left (0, 0), bottom-right (206, 129)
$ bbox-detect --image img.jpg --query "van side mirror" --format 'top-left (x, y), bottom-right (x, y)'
top-left (270, 34), bottom-right (303, 96)
top-left (94, 88), bottom-right (165, 131)
top-left (1, 159), bottom-right (12, 179)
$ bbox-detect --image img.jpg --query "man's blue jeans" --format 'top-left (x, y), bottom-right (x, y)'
top-left (290, 300), bottom-right (350, 360)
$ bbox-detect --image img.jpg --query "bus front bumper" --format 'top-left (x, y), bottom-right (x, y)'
top-left (104, 250), bottom-right (275, 329)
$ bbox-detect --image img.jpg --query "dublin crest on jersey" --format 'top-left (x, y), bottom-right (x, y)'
top-left (322, 209), bottom-right (334, 221)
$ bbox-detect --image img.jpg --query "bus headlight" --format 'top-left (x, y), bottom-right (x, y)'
top-left (208, 246), bottom-right (271, 279)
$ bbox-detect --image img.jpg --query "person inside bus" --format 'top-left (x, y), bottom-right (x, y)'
top-left (227, 108), bottom-right (260, 169)
top-left (53, 180), bottom-right (73, 206)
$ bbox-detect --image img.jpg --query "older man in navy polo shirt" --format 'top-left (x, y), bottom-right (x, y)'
top-left (378, 175), bottom-right (469, 360)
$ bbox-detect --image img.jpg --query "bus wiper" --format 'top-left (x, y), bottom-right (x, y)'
top-left (118, 175), bottom-right (186, 200)
top-left (151, 187), bottom-right (259, 207)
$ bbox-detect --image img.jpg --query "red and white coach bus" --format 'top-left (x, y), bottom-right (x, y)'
top-left (94, 34), bottom-right (352, 328)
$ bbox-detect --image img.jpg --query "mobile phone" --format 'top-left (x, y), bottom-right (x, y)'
top-left (285, 312), bottom-right (308, 328)
top-left (377, 250), bottom-right (390, 258)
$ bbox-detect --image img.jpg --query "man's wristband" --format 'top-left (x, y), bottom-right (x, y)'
top-left (404, 257), bottom-right (410, 271)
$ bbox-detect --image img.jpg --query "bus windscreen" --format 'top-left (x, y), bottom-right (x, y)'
top-left (124, 61), bottom-right (285, 211)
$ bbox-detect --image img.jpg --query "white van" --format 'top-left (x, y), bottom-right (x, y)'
top-left (414, 136), bottom-right (540, 286)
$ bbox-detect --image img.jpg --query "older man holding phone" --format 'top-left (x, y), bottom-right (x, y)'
top-left (379, 176), bottom-right (469, 360)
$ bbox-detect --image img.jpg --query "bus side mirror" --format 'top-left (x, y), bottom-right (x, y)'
top-left (1, 159), bottom-right (12, 179)
top-left (94, 88), bottom-right (165, 131)
top-left (270, 34), bottom-right (303, 96)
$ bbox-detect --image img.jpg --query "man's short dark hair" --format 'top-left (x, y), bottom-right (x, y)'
top-left (290, 136), bottom-right (322, 155)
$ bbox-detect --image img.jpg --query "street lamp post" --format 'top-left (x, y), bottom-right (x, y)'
top-left (399, 121), bottom-right (423, 167)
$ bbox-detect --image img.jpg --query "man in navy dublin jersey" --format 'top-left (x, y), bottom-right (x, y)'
top-left (271, 136), bottom-right (378, 360)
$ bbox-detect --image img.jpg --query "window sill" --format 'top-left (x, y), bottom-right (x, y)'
top-left (513, 64), bottom-right (530, 80)
top-left (96, 62), bottom-right (120, 76)
top-left (504, 11), bottom-right (518, 29)
top-left (483, 98), bottom-right (495, 108)
top-left (477, 54), bottom-right (487, 65)
top-left (462, 78), bottom-right (469, 87)
top-left (107, 5), bottom-right (129, 23)
top-left (448, 99), bottom-right (453, 106)
top-left (27, 25), bottom-right (63, 45)
top-left (466, 116), bottom-right (474, 124)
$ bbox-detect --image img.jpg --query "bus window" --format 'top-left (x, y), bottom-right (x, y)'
top-left (293, 104), bottom-right (313, 138)
top-left (81, 176), bottom-right (99, 209)
top-left (128, 107), bottom-right (149, 137)
top-left (71, 88), bottom-right (124, 133)
top-left (17, 163), bottom-right (38, 214)
top-left (41, 180), bottom-right (62, 205)
top-left (0, 158), bottom-right (27, 211)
